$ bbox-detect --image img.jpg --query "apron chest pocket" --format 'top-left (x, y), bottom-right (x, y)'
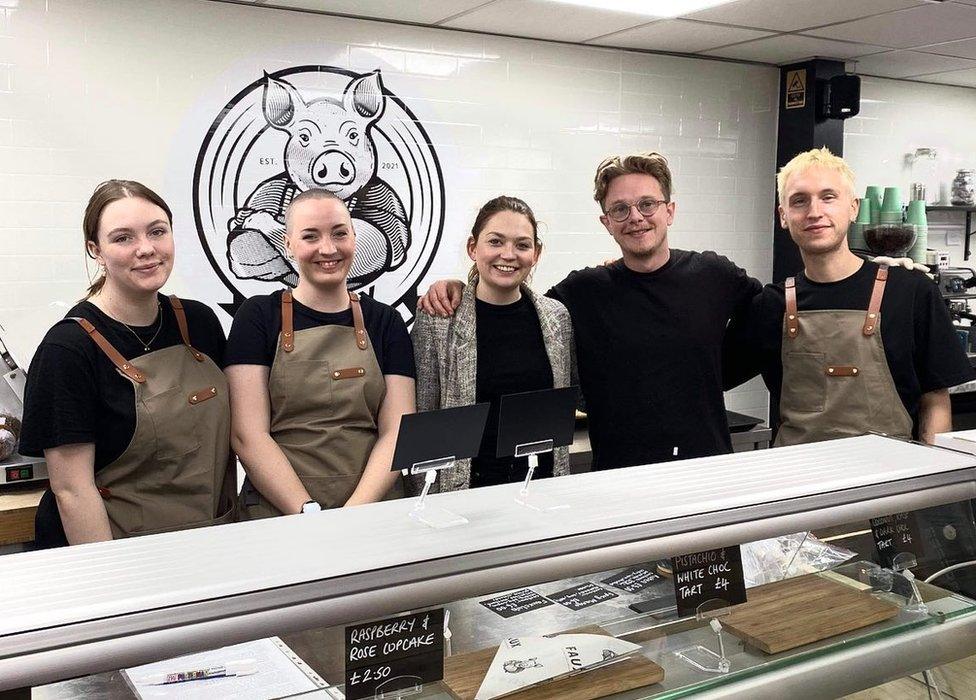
top-left (143, 386), bottom-right (203, 460)
top-left (274, 360), bottom-right (334, 406)
top-left (783, 351), bottom-right (827, 413)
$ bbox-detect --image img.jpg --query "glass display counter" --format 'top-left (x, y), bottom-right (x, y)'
top-left (4, 435), bottom-right (976, 697)
top-left (31, 558), bottom-right (976, 699)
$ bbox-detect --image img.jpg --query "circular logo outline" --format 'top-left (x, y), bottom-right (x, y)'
top-left (192, 64), bottom-right (445, 319)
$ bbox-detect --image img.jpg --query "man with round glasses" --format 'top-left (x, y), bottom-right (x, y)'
top-left (420, 152), bottom-right (761, 470)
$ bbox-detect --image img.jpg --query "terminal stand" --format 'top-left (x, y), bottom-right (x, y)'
top-left (892, 552), bottom-right (928, 614)
top-left (496, 387), bottom-right (580, 514)
top-left (673, 600), bottom-right (732, 675)
top-left (513, 439), bottom-right (566, 512)
top-left (408, 457), bottom-right (466, 529)
top-left (391, 404), bottom-right (490, 530)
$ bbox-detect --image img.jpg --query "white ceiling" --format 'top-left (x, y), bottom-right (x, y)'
top-left (224, 0), bottom-right (976, 88)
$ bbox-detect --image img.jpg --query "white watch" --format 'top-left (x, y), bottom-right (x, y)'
top-left (301, 500), bottom-right (322, 514)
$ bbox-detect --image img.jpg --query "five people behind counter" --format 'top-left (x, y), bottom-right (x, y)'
top-left (17, 147), bottom-right (976, 549)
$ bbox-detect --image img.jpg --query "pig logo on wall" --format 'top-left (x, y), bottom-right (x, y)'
top-left (193, 66), bottom-right (444, 319)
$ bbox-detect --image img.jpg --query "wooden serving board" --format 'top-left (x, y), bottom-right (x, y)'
top-left (442, 625), bottom-right (664, 700)
top-left (722, 573), bottom-right (900, 655)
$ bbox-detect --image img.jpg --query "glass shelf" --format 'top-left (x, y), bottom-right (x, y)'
top-left (34, 561), bottom-right (976, 700)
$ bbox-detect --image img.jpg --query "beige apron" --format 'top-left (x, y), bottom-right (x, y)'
top-left (775, 264), bottom-right (914, 447)
top-left (239, 290), bottom-right (398, 519)
top-left (74, 297), bottom-right (237, 538)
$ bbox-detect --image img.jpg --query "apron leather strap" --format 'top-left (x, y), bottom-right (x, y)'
top-left (784, 277), bottom-right (799, 340)
top-left (280, 289), bottom-right (295, 353)
top-left (349, 292), bottom-right (368, 350)
top-left (73, 318), bottom-right (146, 384)
top-left (863, 265), bottom-right (888, 336)
top-left (279, 290), bottom-right (366, 352)
top-left (168, 296), bottom-right (205, 362)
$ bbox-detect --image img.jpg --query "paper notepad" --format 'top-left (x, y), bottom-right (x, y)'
top-left (122, 637), bottom-right (336, 699)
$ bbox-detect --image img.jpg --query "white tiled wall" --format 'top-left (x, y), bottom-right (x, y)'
top-left (0, 0), bottom-right (777, 418)
top-left (844, 76), bottom-right (976, 265)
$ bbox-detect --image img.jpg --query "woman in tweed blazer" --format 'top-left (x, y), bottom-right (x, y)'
top-left (411, 196), bottom-right (574, 493)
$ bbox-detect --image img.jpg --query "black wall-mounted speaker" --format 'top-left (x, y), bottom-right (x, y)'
top-left (820, 74), bottom-right (860, 120)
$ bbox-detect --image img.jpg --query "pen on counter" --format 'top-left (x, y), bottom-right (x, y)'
top-left (138, 659), bottom-right (258, 685)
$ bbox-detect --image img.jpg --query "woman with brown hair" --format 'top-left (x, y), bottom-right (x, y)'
top-left (20, 180), bottom-right (236, 548)
top-left (411, 196), bottom-right (574, 492)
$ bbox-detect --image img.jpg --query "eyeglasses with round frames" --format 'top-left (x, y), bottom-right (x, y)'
top-left (604, 197), bottom-right (668, 222)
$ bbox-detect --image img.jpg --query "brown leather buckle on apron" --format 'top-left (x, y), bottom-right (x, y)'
top-left (280, 290), bottom-right (295, 353)
top-left (862, 265), bottom-right (887, 336)
top-left (279, 290), bottom-right (369, 353)
top-left (826, 366), bottom-right (859, 377)
top-left (785, 277), bottom-right (799, 339)
top-left (332, 367), bottom-right (366, 380)
top-left (350, 292), bottom-right (368, 350)
top-left (189, 386), bottom-right (219, 404)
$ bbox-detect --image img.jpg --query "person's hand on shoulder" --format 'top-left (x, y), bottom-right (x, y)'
top-left (873, 256), bottom-right (934, 280)
top-left (417, 279), bottom-right (464, 317)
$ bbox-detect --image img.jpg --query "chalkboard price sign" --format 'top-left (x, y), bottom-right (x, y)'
top-left (870, 512), bottom-right (923, 567)
top-left (601, 566), bottom-right (660, 594)
top-left (480, 588), bottom-right (554, 618)
top-left (547, 582), bottom-right (618, 610)
top-left (671, 546), bottom-right (747, 618)
top-left (344, 608), bottom-right (444, 700)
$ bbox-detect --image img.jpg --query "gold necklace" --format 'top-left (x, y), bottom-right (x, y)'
top-left (118, 302), bottom-right (163, 352)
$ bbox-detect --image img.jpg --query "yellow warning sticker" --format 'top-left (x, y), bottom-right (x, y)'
top-left (786, 69), bottom-right (806, 109)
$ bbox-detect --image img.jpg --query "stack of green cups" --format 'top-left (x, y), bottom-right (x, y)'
top-left (850, 198), bottom-right (871, 251)
top-left (879, 187), bottom-right (903, 224)
top-left (865, 186), bottom-right (883, 225)
top-left (906, 199), bottom-right (928, 264)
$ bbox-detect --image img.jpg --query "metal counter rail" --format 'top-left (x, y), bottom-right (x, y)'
top-left (1, 435), bottom-right (975, 688)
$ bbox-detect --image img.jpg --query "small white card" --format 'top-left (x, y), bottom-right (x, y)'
top-left (475, 633), bottom-right (641, 700)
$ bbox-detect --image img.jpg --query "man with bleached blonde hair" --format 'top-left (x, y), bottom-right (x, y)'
top-left (725, 147), bottom-right (972, 446)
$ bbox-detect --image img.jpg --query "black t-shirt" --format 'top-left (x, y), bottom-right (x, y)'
top-left (723, 260), bottom-right (975, 433)
top-left (472, 296), bottom-right (555, 487)
top-left (20, 295), bottom-right (227, 548)
top-left (547, 249), bottom-right (762, 469)
top-left (225, 289), bottom-right (416, 377)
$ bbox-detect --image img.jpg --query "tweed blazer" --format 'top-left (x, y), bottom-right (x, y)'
top-left (410, 279), bottom-right (575, 494)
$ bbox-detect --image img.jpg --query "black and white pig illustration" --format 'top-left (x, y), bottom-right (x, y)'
top-left (227, 70), bottom-right (410, 288)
